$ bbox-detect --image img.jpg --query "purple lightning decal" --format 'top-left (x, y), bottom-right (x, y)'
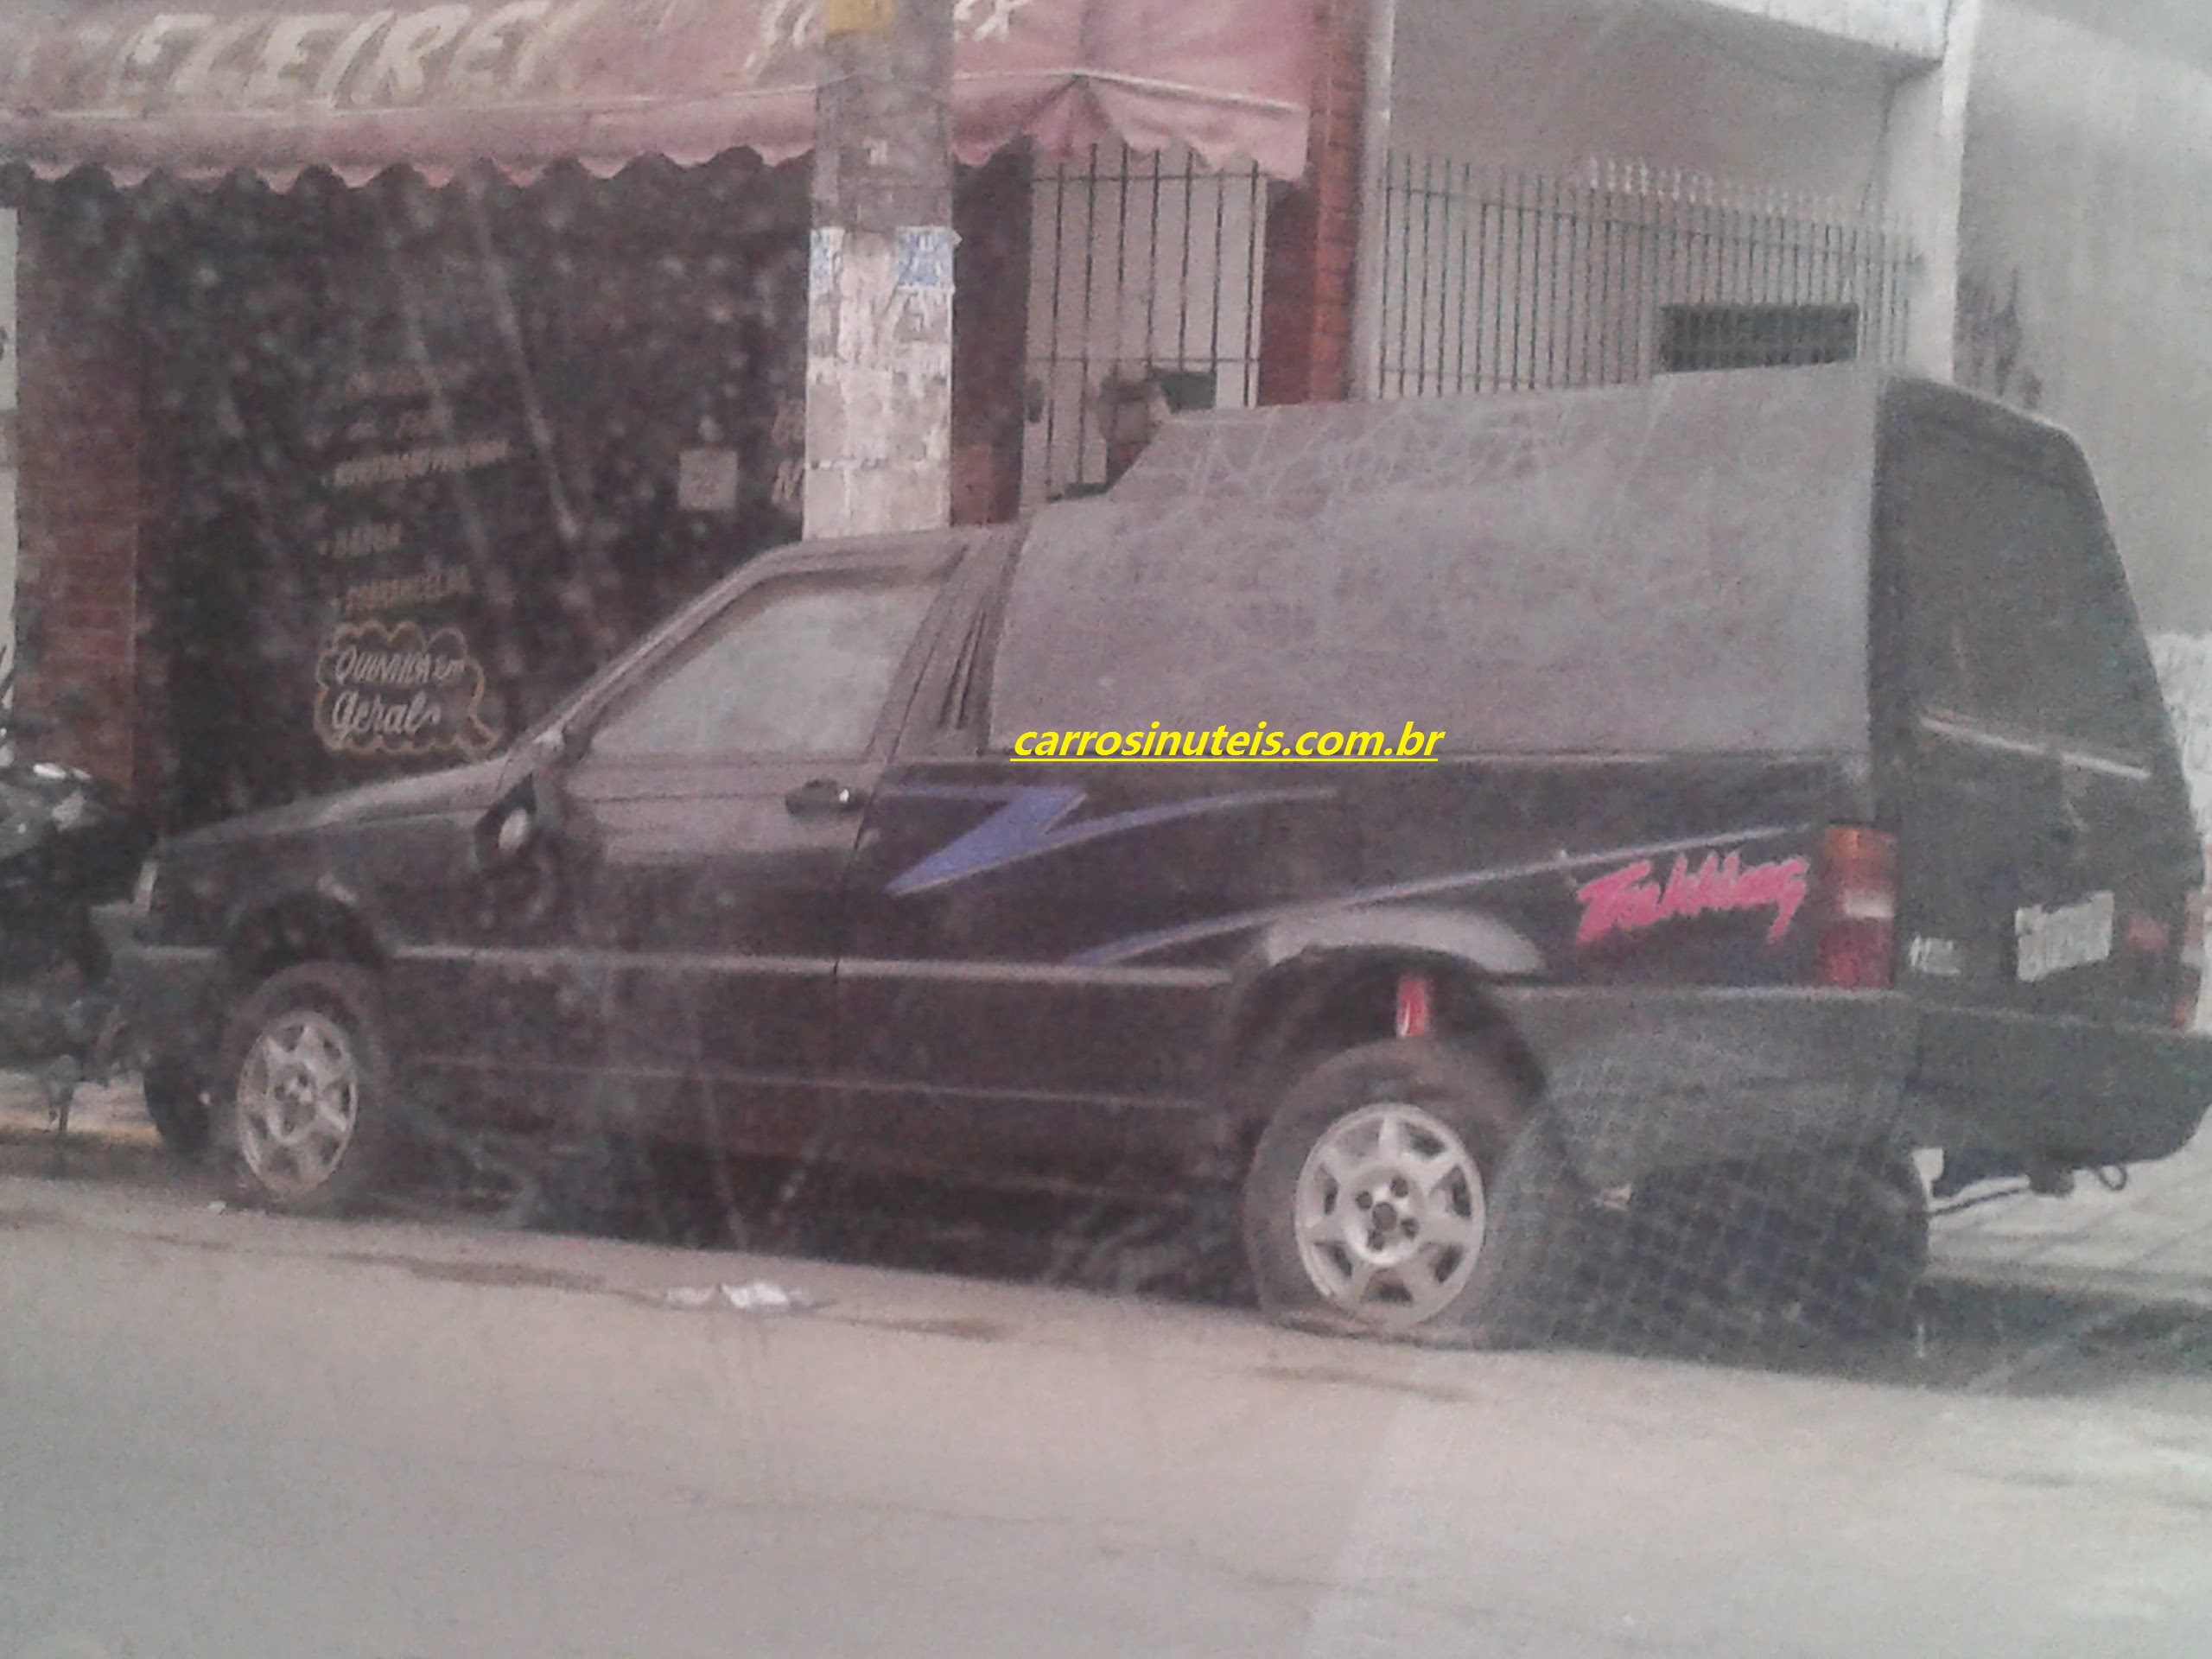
top-left (887, 785), bottom-right (1328, 897)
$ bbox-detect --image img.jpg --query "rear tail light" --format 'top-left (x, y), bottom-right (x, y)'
top-left (1812, 824), bottom-right (1897, 989)
top-left (2177, 888), bottom-right (2207, 1030)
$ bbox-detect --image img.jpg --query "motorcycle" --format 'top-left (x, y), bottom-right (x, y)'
top-left (0, 659), bottom-right (154, 1114)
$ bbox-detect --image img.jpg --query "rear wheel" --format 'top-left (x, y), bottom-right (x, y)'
top-left (214, 963), bottom-right (397, 1212)
top-left (1628, 1146), bottom-right (1929, 1342)
top-left (1243, 1039), bottom-right (1586, 1344)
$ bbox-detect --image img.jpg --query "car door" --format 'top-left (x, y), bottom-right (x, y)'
top-left (836, 534), bottom-right (1345, 1185)
top-left (546, 539), bottom-right (965, 1153)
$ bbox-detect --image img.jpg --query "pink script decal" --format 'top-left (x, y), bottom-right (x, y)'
top-left (1576, 850), bottom-right (1811, 946)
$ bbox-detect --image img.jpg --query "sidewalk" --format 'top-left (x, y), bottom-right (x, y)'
top-left (0, 1067), bottom-right (162, 1150)
top-left (1924, 1135), bottom-right (2212, 1311)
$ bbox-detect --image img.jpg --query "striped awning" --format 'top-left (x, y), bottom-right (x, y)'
top-left (0, 0), bottom-right (1315, 187)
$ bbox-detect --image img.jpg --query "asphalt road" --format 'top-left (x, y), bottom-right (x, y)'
top-left (7, 1168), bottom-right (2212, 1659)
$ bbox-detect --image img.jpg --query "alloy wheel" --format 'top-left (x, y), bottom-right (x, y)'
top-left (1294, 1101), bottom-right (1487, 1328)
top-left (235, 1009), bottom-right (361, 1197)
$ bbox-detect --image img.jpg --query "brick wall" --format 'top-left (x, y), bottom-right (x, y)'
top-left (14, 193), bottom-right (143, 797)
top-left (1256, 0), bottom-right (1371, 406)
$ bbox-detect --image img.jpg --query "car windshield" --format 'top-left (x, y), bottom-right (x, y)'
top-left (10, 4), bottom-right (2212, 1658)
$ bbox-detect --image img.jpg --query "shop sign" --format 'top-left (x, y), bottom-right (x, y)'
top-left (60, 4), bottom-right (602, 115)
top-left (314, 618), bottom-right (498, 758)
top-left (13, 0), bottom-right (1050, 119)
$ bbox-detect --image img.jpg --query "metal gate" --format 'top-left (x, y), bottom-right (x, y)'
top-left (1375, 155), bottom-right (1916, 398)
top-left (1022, 145), bottom-right (1271, 505)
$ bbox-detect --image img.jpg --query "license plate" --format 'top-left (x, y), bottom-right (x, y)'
top-left (2015, 890), bottom-right (2114, 983)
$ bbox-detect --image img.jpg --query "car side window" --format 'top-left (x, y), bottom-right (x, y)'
top-left (588, 569), bottom-right (943, 761)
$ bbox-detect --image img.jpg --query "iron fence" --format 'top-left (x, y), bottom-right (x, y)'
top-left (1375, 155), bottom-right (1916, 398)
top-left (1023, 146), bottom-right (1271, 505)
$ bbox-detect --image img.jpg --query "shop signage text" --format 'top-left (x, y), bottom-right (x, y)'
top-left (78, 3), bottom-right (602, 115)
top-left (315, 619), bottom-right (497, 759)
top-left (5, 0), bottom-right (1058, 118)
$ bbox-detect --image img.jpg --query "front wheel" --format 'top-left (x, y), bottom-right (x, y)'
top-left (1242, 1040), bottom-right (1586, 1344)
top-left (214, 963), bottom-right (397, 1212)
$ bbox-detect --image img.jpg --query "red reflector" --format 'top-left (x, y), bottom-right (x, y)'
top-left (2125, 912), bottom-right (2172, 956)
top-left (1395, 971), bottom-right (1433, 1039)
top-left (2177, 889), bottom-right (2207, 1030)
top-left (1813, 825), bottom-right (1897, 989)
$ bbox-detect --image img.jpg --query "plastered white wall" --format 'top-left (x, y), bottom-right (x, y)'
top-left (1957, 1), bottom-right (2212, 633)
top-left (1389, 0), bottom-right (1902, 206)
top-left (1653, 0), bottom-right (1944, 60)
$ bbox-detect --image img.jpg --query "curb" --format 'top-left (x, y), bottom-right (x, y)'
top-left (1924, 1259), bottom-right (2212, 1319)
top-left (0, 1116), bottom-right (164, 1151)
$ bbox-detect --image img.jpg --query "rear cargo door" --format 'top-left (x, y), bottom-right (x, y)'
top-left (1881, 413), bottom-right (2192, 1029)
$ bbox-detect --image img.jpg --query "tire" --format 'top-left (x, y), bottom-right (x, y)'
top-left (212, 962), bottom-right (398, 1213)
top-left (1243, 1039), bottom-right (1587, 1345)
top-left (1794, 1147), bottom-right (1929, 1338)
top-left (141, 1057), bottom-right (211, 1159)
top-left (1628, 1146), bottom-right (1929, 1344)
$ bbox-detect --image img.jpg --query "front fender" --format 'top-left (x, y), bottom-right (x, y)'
top-left (213, 849), bottom-right (395, 976)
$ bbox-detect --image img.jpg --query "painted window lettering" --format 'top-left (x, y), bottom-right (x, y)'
top-left (1576, 849), bottom-right (1810, 946)
top-left (2015, 890), bottom-right (2116, 983)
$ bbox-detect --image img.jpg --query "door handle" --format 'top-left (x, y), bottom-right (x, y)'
top-left (786, 778), bottom-right (867, 817)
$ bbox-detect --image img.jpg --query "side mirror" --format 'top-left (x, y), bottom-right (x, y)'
top-left (480, 743), bottom-right (574, 869)
top-left (477, 790), bottom-right (542, 871)
top-left (492, 804), bottom-right (537, 857)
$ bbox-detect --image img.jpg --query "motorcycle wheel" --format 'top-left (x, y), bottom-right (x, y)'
top-left (142, 1057), bottom-right (211, 1158)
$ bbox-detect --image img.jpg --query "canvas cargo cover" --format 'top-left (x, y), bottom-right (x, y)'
top-left (991, 366), bottom-right (1888, 756)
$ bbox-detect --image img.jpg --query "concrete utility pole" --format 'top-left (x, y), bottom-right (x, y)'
top-left (804, 0), bottom-right (956, 539)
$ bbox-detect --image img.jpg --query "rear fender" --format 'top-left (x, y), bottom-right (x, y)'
top-left (1252, 907), bottom-right (1547, 982)
top-left (1214, 906), bottom-right (1549, 1139)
